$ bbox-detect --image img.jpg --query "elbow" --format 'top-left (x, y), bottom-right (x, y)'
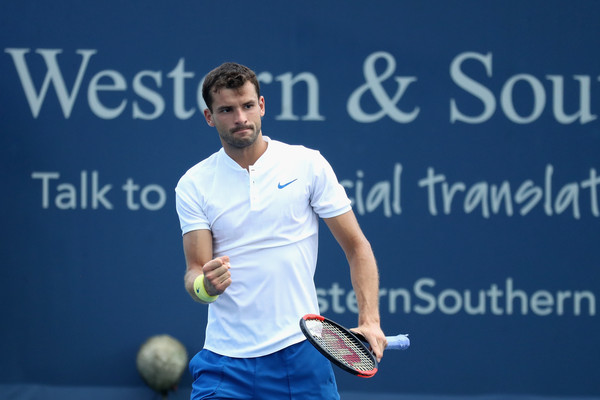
top-left (346, 235), bottom-right (374, 263)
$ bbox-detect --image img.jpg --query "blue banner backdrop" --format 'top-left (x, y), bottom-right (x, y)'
top-left (1, 1), bottom-right (599, 399)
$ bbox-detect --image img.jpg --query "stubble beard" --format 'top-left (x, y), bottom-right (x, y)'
top-left (220, 122), bottom-right (261, 149)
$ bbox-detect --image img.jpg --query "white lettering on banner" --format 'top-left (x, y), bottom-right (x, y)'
top-left (132, 70), bottom-right (165, 120)
top-left (417, 164), bottom-right (600, 219)
top-left (258, 72), bottom-right (325, 121)
top-left (4, 48), bottom-right (599, 124)
top-left (32, 171), bottom-right (113, 209)
top-left (30, 164), bottom-right (598, 217)
top-left (4, 48), bottom-right (323, 121)
top-left (339, 163), bottom-right (599, 219)
top-left (167, 58), bottom-right (196, 120)
top-left (88, 69), bottom-right (127, 119)
top-left (347, 51), bottom-right (420, 123)
top-left (317, 278), bottom-right (597, 317)
top-left (5, 49), bottom-right (97, 118)
top-left (122, 178), bottom-right (167, 211)
top-left (340, 163), bottom-right (402, 217)
top-left (450, 51), bottom-right (598, 124)
top-left (31, 171), bottom-right (167, 211)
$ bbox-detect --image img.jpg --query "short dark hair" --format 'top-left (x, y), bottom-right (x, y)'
top-left (202, 62), bottom-right (260, 112)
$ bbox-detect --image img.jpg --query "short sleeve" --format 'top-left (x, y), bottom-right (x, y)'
top-left (175, 177), bottom-right (211, 235)
top-left (309, 151), bottom-right (352, 218)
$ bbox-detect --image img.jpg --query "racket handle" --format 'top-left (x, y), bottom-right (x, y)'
top-left (354, 332), bottom-right (410, 351)
top-left (385, 334), bottom-right (410, 350)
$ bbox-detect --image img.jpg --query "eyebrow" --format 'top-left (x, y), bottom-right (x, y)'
top-left (215, 99), bottom-right (256, 111)
top-left (216, 105), bottom-right (231, 112)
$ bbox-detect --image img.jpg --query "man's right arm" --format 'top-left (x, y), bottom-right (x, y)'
top-left (182, 229), bottom-right (231, 303)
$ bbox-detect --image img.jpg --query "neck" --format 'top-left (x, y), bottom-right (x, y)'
top-left (223, 135), bottom-right (268, 170)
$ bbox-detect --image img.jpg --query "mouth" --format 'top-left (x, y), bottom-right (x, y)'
top-left (231, 125), bottom-right (253, 134)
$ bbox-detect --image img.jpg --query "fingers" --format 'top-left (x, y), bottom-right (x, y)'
top-left (371, 335), bottom-right (387, 362)
top-left (203, 256), bottom-right (230, 273)
top-left (362, 333), bottom-right (385, 362)
top-left (353, 326), bottom-right (387, 362)
top-left (202, 256), bottom-right (232, 296)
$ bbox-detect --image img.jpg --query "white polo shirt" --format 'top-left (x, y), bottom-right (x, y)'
top-left (175, 137), bottom-right (351, 357)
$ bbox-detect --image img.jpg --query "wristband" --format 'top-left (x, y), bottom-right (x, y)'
top-left (193, 274), bottom-right (219, 303)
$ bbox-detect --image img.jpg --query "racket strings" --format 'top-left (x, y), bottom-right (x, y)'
top-left (306, 320), bottom-right (375, 372)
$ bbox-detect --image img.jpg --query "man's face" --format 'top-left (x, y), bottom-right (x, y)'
top-left (204, 81), bottom-right (265, 149)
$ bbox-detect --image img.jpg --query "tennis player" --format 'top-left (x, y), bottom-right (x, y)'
top-left (175, 62), bottom-right (386, 399)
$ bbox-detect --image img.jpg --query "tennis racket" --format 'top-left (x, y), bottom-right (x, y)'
top-left (299, 314), bottom-right (410, 378)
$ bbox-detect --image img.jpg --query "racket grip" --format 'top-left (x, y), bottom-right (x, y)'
top-left (385, 334), bottom-right (410, 350)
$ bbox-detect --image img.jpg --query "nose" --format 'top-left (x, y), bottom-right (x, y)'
top-left (233, 108), bottom-right (247, 125)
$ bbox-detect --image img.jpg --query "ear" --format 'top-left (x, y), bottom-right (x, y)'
top-left (204, 108), bottom-right (215, 127)
top-left (259, 96), bottom-right (266, 117)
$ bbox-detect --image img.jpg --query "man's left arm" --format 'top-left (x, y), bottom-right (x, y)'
top-left (324, 210), bottom-right (387, 361)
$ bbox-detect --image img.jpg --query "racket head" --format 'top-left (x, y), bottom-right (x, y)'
top-left (299, 314), bottom-right (378, 378)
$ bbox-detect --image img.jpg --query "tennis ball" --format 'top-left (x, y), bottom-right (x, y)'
top-left (136, 335), bottom-right (188, 395)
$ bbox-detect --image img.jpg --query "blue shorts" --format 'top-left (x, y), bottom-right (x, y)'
top-left (189, 340), bottom-right (340, 400)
